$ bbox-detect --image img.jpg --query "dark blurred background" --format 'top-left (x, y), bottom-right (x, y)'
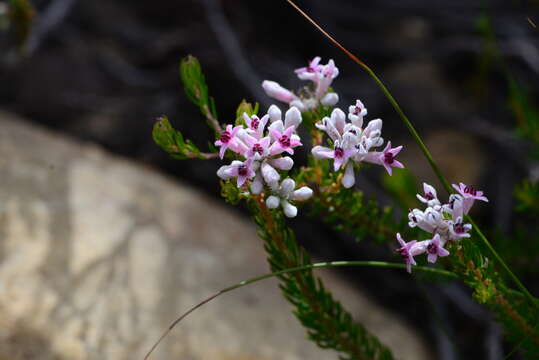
top-left (1, 0), bottom-right (539, 358)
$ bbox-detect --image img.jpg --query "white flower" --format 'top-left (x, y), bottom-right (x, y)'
top-left (265, 178), bottom-right (313, 218)
top-left (262, 57), bottom-right (341, 112)
top-left (348, 100), bottom-right (368, 127)
top-left (416, 183), bottom-right (441, 207)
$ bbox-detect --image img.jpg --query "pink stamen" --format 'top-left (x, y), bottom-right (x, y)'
top-left (220, 131), bottom-right (231, 143)
top-left (238, 165), bottom-right (248, 177)
top-left (251, 117), bottom-right (259, 130)
top-left (279, 135), bottom-right (291, 147)
top-left (252, 144), bottom-right (264, 155)
top-left (384, 152), bottom-right (394, 164)
top-left (464, 185), bottom-right (477, 196)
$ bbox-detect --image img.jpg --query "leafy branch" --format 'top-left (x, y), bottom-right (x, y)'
top-left (250, 195), bottom-right (394, 360)
top-left (296, 160), bottom-right (404, 244)
top-left (285, 0), bottom-right (539, 309)
top-left (152, 116), bottom-right (217, 160)
top-left (180, 55), bottom-right (222, 133)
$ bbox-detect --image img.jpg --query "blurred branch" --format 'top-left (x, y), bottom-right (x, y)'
top-left (200, 0), bottom-right (270, 109)
top-left (26, 0), bottom-right (78, 55)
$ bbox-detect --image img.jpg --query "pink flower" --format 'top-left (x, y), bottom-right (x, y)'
top-left (269, 126), bottom-right (302, 156)
top-left (294, 56), bottom-right (323, 82)
top-left (243, 135), bottom-right (271, 160)
top-left (214, 125), bottom-right (245, 159)
top-left (416, 183), bottom-right (441, 207)
top-left (242, 113), bottom-right (269, 140)
top-left (312, 142), bottom-right (354, 171)
top-left (396, 233), bottom-right (424, 273)
top-left (219, 158), bottom-right (256, 188)
top-left (363, 141), bottom-right (404, 175)
top-left (452, 183), bottom-right (489, 215)
top-left (315, 59), bottom-right (339, 100)
top-left (425, 234), bottom-right (450, 263)
top-left (448, 216), bottom-right (472, 241)
top-left (347, 99), bottom-right (368, 127)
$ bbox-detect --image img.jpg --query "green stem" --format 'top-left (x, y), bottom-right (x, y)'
top-left (468, 217), bottom-right (538, 306)
top-left (222, 260), bottom-right (457, 291)
top-left (143, 260), bottom-right (456, 359)
top-left (284, 0), bottom-right (538, 309)
top-left (360, 68), bottom-right (452, 192)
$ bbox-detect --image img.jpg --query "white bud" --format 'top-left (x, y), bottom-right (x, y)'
top-left (216, 165), bottom-right (233, 180)
top-left (280, 178), bottom-right (296, 197)
top-left (266, 195), bottom-right (280, 209)
top-left (268, 104), bottom-right (282, 122)
top-left (250, 174), bottom-right (264, 194)
top-left (293, 186), bottom-right (313, 201)
top-left (289, 100), bottom-right (306, 112)
top-left (285, 106), bottom-right (302, 129)
top-left (261, 162), bottom-right (280, 186)
top-left (282, 200), bottom-right (298, 218)
top-left (342, 163), bottom-right (355, 188)
top-left (321, 92), bottom-right (339, 107)
top-left (269, 156), bottom-right (294, 170)
top-left (262, 81), bottom-right (297, 103)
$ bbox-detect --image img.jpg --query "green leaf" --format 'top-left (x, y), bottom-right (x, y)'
top-left (252, 199), bottom-right (394, 359)
top-left (235, 99), bottom-right (259, 125)
top-left (152, 116), bottom-right (211, 160)
top-left (179, 55), bottom-right (221, 132)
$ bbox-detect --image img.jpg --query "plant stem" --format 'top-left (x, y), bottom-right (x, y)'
top-left (468, 217), bottom-right (538, 307)
top-left (284, 0), bottom-right (538, 309)
top-left (143, 260), bottom-right (456, 360)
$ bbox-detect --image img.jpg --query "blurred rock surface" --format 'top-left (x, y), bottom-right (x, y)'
top-left (0, 111), bottom-right (429, 359)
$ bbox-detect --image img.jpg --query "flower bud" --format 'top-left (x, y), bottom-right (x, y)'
top-left (268, 104), bottom-right (282, 122)
top-left (261, 162), bottom-right (280, 187)
top-left (262, 81), bottom-right (297, 103)
top-left (285, 106), bottom-right (302, 129)
top-left (269, 156), bottom-right (294, 170)
top-left (266, 195), bottom-right (280, 209)
top-left (293, 187), bottom-right (313, 201)
top-left (342, 163), bottom-right (355, 188)
top-left (282, 201), bottom-right (298, 218)
top-left (321, 93), bottom-right (339, 107)
top-left (280, 178), bottom-right (296, 196)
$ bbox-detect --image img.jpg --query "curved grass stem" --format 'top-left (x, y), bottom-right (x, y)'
top-left (143, 260), bottom-right (456, 359)
top-left (284, 0), bottom-right (538, 309)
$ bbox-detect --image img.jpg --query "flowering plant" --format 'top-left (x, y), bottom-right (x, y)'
top-left (147, 50), bottom-right (539, 359)
top-left (147, 6), bottom-right (539, 358)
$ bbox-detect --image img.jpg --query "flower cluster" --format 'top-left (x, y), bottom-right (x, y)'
top-left (311, 100), bottom-right (404, 188)
top-left (215, 105), bottom-right (313, 217)
top-left (396, 182), bottom-right (489, 272)
top-left (262, 57), bottom-right (340, 111)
